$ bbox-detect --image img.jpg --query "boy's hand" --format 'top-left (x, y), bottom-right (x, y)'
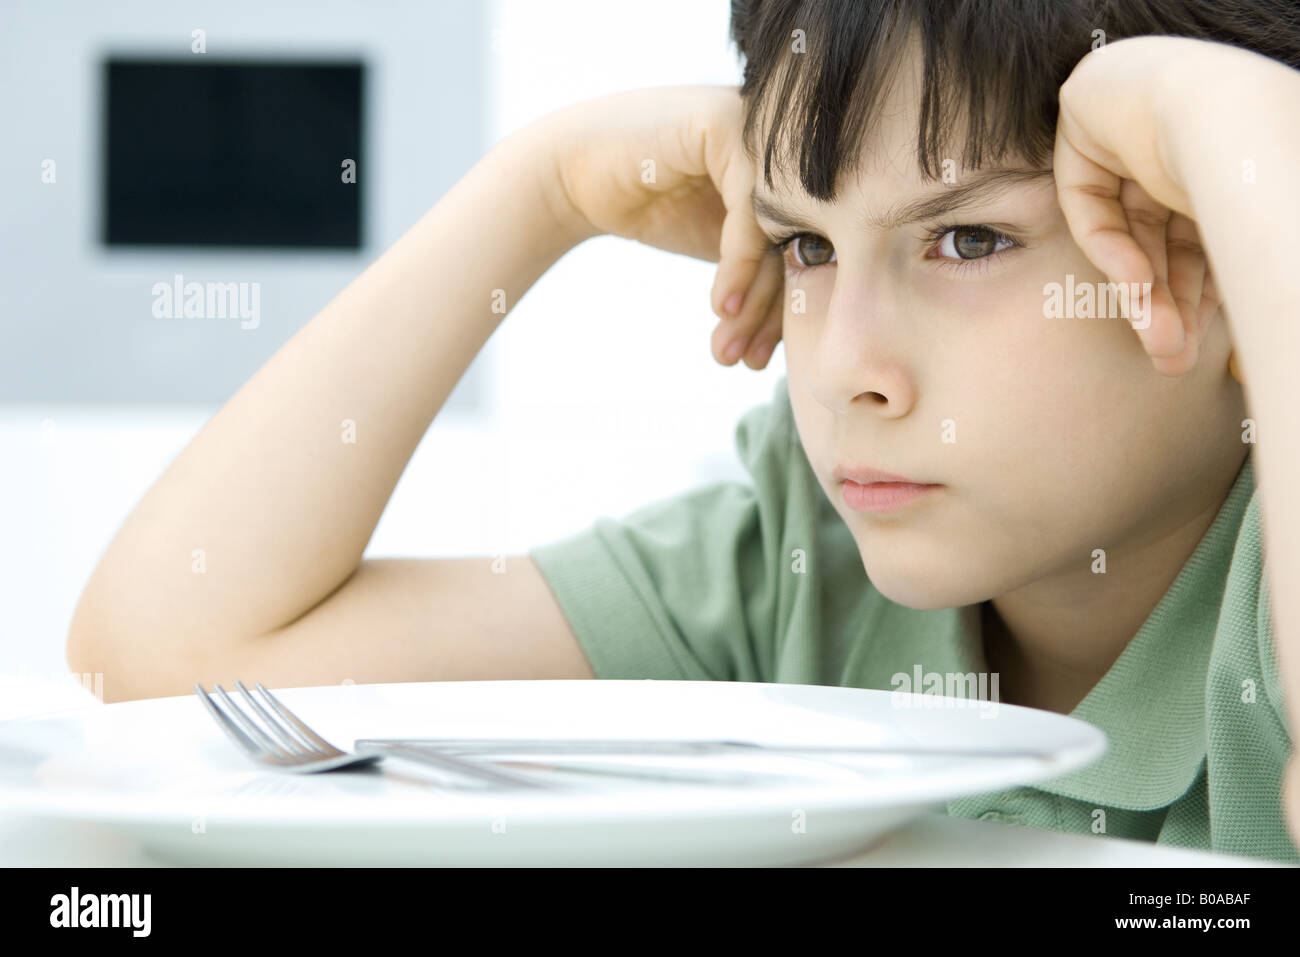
top-left (541, 85), bottom-right (784, 369)
top-left (1053, 36), bottom-right (1224, 378)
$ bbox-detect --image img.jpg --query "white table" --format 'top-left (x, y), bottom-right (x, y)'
top-left (0, 805), bottom-right (1285, 867)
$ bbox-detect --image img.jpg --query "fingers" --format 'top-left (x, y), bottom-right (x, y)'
top-left (710, 201), bottom-right (769, 318)
top-left (1110, 189), bottom-right (1207, 376)
top-left (1054, 115), bottom-right (1191, 373)
top-left (738, 261), bottom-right (786, 368)
top-left (1197, 265), bottom-right (1222, 338)
top-left (1120, 180), bottom-right (1204, 374)
top-left (1165, 212), bottom-right (1207, 362)
top-left (707, 114), bottom-right (765, 315)
top-left (1196, 266), bottom-right (1238, 383)
top-left (707, 102), bottom-right (785, 367)
top-left (711, 250), bottom-right (784, 366)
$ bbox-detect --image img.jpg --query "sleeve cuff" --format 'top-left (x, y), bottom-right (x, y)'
top-left (529, 524), bottom-right (694, 681)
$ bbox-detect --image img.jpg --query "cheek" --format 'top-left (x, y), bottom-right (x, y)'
top-left (781, 270), bottom-right (832, 310)
top-left (779, 278), bottom-right (829, 363)
top-left (956, 324), bottom-right (1145, 474)
top-left (952, 319), bottom-right (1199, 565)
top-left (896, 281), bottom-right (1160, 535)
top-left (914, 268), bottom-right (1011, 319)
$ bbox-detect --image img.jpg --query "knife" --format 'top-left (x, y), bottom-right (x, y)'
top-left (352, 738), bottom-right (840, 786)
top-left (354, 737), bottom-right (1053, 760)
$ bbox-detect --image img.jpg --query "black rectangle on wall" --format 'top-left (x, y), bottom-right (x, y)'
top-left (103, 58), bottom-right (364, 248)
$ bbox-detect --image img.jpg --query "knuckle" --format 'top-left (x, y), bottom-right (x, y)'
top-left (1123, 206), bottom-right (1170, 229)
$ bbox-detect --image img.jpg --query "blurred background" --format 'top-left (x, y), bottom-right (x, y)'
top-left (0, 0), bottom-right (786, 717)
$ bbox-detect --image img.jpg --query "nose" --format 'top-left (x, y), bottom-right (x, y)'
top-left (808, 268), bottom-right (916, 418)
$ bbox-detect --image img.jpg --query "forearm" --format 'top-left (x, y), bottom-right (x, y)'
top-left (69, 119), bottom-right (589, 659)
top-left (1157, 47), bottom-right (1300, 725)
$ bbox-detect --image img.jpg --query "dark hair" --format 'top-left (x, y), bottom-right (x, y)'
top-left (729, 0), bottom-right (1300, 200)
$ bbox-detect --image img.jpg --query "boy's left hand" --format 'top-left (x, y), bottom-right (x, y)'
top-left (1053, 36), bottom-right (1225, 379)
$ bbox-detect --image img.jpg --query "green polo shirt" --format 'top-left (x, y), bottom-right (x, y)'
top-left (529, 375), bottom-right (1297, 863)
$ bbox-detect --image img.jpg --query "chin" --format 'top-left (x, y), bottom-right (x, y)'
top-left (858, 551), bottom-right (988, 611)
top-left (868, 579), bottom-right (960, 610)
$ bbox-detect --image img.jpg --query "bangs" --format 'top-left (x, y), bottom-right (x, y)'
top-left (729, 0), bottom-right (1300, 201)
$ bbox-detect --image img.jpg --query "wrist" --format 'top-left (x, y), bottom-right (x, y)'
top-left (1152, 47), bottom-right (1224, 200)
top-left (497, 114), bottom-right (604, 252)
top-left (1155, 40), bottom-right (1300, 208)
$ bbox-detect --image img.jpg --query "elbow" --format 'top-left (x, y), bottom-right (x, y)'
top-left (64, 595), bottom-right (236, 705)
top-left (64, 599), bottom-right (149, 704)
top-left (64, 606), bottom-right (113, 702)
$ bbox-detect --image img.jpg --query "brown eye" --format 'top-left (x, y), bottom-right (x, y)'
top-left (792, 234), bottom-right (836, 267)
top-left (951, 226), bottom-right (999, 259)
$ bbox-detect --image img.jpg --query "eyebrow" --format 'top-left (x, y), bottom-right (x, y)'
top-left (751, 167), bottom-right (1055, 233)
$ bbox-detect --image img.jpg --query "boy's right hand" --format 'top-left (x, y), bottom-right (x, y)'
top-left (541, 85), bottom-right (785, 370)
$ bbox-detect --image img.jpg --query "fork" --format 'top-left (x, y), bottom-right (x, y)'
top-left (194, 682), bottom-right (557, 790)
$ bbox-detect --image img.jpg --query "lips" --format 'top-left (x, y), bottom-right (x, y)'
top-left (832, 465), bottom-right (938, 487)
top-left (836, 466), bottom-right (944, 514)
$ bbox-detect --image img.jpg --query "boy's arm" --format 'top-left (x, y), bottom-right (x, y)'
top-left (66, 117), bottom-right (593, 682)
top-left (1154, 43), bottom-right (1300, 842)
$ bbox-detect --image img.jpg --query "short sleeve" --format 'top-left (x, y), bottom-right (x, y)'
top-left (528, 377), bottom-right (800, 682)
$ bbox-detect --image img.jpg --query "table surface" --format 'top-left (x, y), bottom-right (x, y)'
top-left (0, 808), bottom-right (1287, 867)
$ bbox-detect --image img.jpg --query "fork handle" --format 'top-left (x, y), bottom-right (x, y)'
top-left (353, 741), bottom-right (556, 790)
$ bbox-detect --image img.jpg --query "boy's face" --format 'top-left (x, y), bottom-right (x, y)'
top-left (752, 51), bottom-right (1245, 611)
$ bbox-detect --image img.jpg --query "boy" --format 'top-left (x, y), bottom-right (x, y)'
top-left (69, 1), bottom-right (1300, 861)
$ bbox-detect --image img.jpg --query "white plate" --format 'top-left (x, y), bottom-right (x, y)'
top-left (0, 679), bottom-right (1106, 866)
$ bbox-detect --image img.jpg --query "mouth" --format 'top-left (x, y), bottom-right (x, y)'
top-left (833, 464), bottom-right (937, 486)
top-left (833, 465), bottom-right (943, 514)
top-left (840, 480), bottom-right (941, 512)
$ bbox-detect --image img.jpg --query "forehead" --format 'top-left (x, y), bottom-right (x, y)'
top-left (746, 27), bottom-right (1045, 208)
top-left (746, 30), bottom-right (932, 187)
top-left (750, 72), bottom-right (1052, 224)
